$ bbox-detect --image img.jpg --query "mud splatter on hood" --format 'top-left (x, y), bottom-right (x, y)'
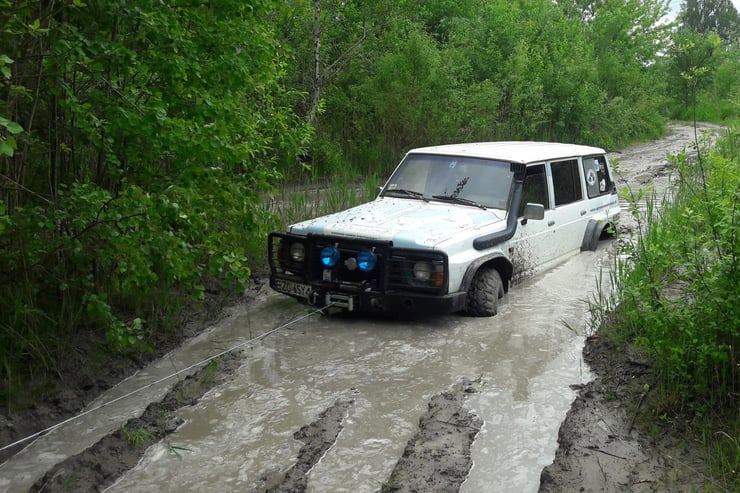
top-left (288, 197), bottom-right (506, 248)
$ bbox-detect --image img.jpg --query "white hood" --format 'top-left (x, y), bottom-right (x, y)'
top-left (289, 197), bottom-right (506, 249)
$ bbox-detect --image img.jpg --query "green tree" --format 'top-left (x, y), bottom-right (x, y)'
top-left (0, 0), bottom-right (308, 395)
top-left (682, 0), bottom-right (740, 42)
top-left (668, 29), bottom-right (723, 105)
top-left (284, 0), bottom-right (673, 177)
top-left (666, 1), bottom-right (740, 121)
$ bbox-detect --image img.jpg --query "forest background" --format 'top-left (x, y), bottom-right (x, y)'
top-left (0, 0), bottom-right (739, 485)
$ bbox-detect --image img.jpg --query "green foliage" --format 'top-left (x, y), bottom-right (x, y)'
top-left (283, 0), bottom-right (672, 179)
top-left (0, 115), bottom-right (22, 157)
top-left (664, 29), bottom-right (723, 111)
top-left (0, 201), bottom-right (8, 235)
top-left (616, 135), bottom-right (740, 406)
top-left (608, 129), bottom-right (740, 487)
top-left (0, 0), bottom-right (309, 402)
top-left (267, 171), bottom-right (380, 234)
top-left (584, 129), bottom-right (740, 488)
top-left (200, 358), bottom-right (221, 386)
top-left (682, 0), bottom-right (740, 42)
top-left (0, 52), bottom-right (22, 156)
top-left (364, 27), bottom-right (456, 154)
top-left (123, 427), bottom-right (156, 447)
top-left (663, 1), bottom-right (740, 124)
top-left (675, 45), bottom-right (740, 123)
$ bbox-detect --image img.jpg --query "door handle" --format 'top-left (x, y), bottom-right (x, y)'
top-left (580, 210), bottom-right (587, 216)
top-left (548, 220), bottom-right (555, 227)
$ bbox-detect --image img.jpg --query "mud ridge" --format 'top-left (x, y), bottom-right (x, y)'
top-left (29, 351), bottom-right (244, 493)
top-left (258, 397), bottom-right (355, 492)
top-left (538, 336), bottom-right (709, 493)
top-left (0, 287), bottom-right (251, 465)
top-left (380, 377), bottom-right (483, 493)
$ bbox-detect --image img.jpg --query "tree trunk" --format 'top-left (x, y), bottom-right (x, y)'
top-left (307, 0), bottom-right (321, 124)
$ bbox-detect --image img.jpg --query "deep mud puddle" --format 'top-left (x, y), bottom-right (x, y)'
top-left (98, 246), bottom-right (612, 493)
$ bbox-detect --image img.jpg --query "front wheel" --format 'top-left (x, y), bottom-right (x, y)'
top-left (464, 267), bottom-right (504, 317)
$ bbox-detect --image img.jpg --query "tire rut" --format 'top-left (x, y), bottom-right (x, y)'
top-left (29, 352), bottom-right (244, 493)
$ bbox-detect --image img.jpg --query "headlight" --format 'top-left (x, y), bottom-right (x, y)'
top-left (357, 249), bottom-right (377, 272)
top-left (290, 243), bottom-right (306, 262)
top-left (320, 245), bottom-right (340, 267)
top-left (413, 261), bottom-right (444, 286)
top-left (413, 261), bottom-right (432, 281)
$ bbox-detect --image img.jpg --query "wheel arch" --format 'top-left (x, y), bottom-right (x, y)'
top-left (460, 253), bottom-right (513, 293)
top-left (580, 218), bottom-right (616, 252)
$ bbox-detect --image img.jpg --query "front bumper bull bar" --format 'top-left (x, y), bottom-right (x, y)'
top-left (269, 275), bottom-right (466, 315)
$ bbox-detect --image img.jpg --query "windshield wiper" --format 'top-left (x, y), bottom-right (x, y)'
top-left (383, 188), bottom-right (429, 201)
top-left (431, 194), bottom-right (487, 210)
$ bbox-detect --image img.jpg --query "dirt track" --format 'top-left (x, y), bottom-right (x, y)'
top-left (539, 336), bottom-right (709, 492)
top-left (0, 123), bottom-right (723, 493)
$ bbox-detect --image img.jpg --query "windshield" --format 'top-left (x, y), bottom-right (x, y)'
top-left (382, 153), bottom-right (514, 210)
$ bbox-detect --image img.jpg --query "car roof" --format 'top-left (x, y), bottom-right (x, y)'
top-left (407, 141), bottom-right (606, 164)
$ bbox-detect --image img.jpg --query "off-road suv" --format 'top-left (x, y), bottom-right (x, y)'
top-left (268, 142), bottom-right (619, 316)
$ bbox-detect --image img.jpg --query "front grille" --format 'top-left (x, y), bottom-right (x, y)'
top-left (269, 233), bottom-right (448, 294)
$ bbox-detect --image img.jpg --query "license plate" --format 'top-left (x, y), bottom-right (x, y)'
top-left (274, 278), bottom-right (312, 299)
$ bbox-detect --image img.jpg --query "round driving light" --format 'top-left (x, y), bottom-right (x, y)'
top-left (413, 261), bottom-right (432, 281)
top-left (357, 250), bottom-right (377, 272)
top-left (290, 243), bottom-right (306, 262)
top-left (320, 245), bottom-right (340, 267)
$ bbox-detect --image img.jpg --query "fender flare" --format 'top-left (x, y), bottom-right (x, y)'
top-left (580, 219), bottom-right (606, 251)
top-left (460, 253), bottom-right (513, 293)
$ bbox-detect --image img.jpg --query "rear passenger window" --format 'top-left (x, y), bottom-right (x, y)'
top-left (582, 156), bottom-right (613, 198)
top-left (519, 164), bottom-right (549, 216)
top-left (550, 159), bottom-right (582, 206)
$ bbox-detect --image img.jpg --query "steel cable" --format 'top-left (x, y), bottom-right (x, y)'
top-left (0, 302), bottom-right (336, 455)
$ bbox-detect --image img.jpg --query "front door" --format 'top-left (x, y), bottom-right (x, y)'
top-left (511, 163), bottom-right (554, 280)
top-left (511, 159), bottom-right (587, 281)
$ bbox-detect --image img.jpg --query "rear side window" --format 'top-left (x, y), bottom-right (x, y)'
top-left (582, 156), bottom-right (613, 198)
top-left (550, 159), bottom-right (583, 206)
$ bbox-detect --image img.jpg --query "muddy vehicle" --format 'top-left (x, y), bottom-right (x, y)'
top-left (268, 142), bottom-right (620, 316)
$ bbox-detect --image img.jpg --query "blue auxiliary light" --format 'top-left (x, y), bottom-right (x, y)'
top-left (320, 246), bottom-right (340, 268)
top-left (357, 249), bottom-right (377, 272)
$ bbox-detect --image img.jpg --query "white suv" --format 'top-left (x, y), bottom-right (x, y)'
top-left (268, 142), bottom-right (620, 316)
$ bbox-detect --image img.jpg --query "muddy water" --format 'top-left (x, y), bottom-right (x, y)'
top-left (0, 297), bottom-right (307, 492)
top-left (97, 247), bottom-right (610, 493)
top-left (0, 252), bottom-right (609, 493)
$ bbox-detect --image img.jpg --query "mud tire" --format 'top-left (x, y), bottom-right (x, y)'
top-left (464, 267), bottom-right (504, 317)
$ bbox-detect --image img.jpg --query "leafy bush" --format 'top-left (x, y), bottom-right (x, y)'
top-left (617, 131), bottom-right (739, 406)
top-left (610, 128), bottom-right (739, 487)
top-left (0, 0), bottom-right (309, 403)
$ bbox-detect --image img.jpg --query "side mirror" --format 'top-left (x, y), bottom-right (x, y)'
top-left (521, 203), bottom-right (545, 225)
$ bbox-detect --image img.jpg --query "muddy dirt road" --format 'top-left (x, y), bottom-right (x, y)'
top-left (0, 123), bottom-right (718, 493)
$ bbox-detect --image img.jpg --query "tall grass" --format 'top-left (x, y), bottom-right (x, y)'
top-left (266, 171), bottom-right (382, 229)
top-left (250, 171), bottom-right (383, 272)
top-left (590, 127), bottom-right (740, 488)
